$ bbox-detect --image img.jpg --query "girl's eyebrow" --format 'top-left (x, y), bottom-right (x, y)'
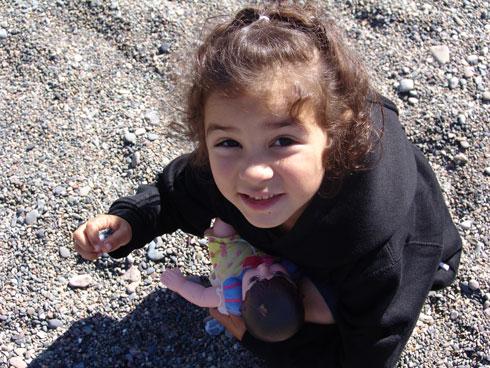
top-left (205, 123), bottom-right (238, 135)
top-left (206, 119), bottom-right (299, 135)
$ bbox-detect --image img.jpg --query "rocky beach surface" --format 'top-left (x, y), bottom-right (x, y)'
top-left (0, 1), bottom-right (489, 367)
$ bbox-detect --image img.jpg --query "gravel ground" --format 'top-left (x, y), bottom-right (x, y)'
top-left (0, 1), bottom-right (488, 367)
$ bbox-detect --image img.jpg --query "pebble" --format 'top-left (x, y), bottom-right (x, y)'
top-left (450, 310), bottom-right (459, 320)
top-left (484, 167), bottom-right (490, 176)
top-left (47, 319), bottom-right (63, 329)
top-left (24, 210), bottom-right (39, 225)
top-left (124, 132), bottom-right (137, 145)
top-left (109, 0), bottom-right (119, 10)
top-left (147, 133), bottom-right (158, 141)
top-left (0, 28), bottom-right (7, 39)
top-left (53, 186), bottom-right (66, 196)
top-left (398, 79), bottom-right (414, 93)
top-left (460, 220), bottom-right (473, 230)
top-left (143, 110), bottom-right (160, 125)
top-left (59, 246), bottom-right (70, 258)
top-left (126, 282), bottom-right (139, 294)
top-left (121, 266), bottom-right (141, 283)
top-left (68, 274), bottom-right (93, 288)
top-left (79, 186), bottom-right (91, 196)
top-left (430, 45), bottom-right (450, 64)
top-left (463, 66), bottom-right (474, 78)
top-left (466, 54), bottom-right (478, 65)
top-left (459, 140), bottom-right (470, 149)
top-left (9, 357), bottom-right (27, 368)
top-left (134, 127), bottom-right (146, 136)
top-left (449, 77), bottom-right (459, 89)
top-left (158, 43), bottom-right (171, 55)
top-left (408, 97), bottom-right (418, 105)
top-left (130, 152), bottom-right (141, 168)
top-left (468, 279), bottom-right (479, 291)
top-left (147, 241), bottom-right (165, 261)
top-left (482, 91), bottom-right (490, 102)
top-left (453, 153), bottom-right (468, 165)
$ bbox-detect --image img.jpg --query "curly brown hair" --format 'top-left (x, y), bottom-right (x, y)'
top-left (185, 2), bottom-right (378, 184)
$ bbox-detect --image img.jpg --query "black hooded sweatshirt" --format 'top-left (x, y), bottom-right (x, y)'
top-left (108, 96), bottom-right (462, 367)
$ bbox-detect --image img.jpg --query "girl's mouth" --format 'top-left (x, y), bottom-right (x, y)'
top-left (239, 193), bottom-right (284, 211)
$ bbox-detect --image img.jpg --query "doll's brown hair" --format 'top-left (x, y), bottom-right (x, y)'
top-left (185, 2), bottom-right (378, 184)
top-left (241, 275), bottom-right (304, 342)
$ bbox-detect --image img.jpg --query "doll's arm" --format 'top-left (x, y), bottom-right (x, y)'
top-left (160, 268), bottom-right (220, 308)
top-left (300, 277), bottom-right (335, 325)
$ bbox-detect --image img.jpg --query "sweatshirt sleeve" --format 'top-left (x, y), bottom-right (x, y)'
top-left (334, 240), bottom-right (442, 367)
top-left (108, 154), bottom-right (217, 258)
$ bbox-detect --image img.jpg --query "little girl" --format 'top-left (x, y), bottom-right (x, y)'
top-left (73, 3), bottom-right (462, 367)
top-left (161, 218), bottom-right (333, 342)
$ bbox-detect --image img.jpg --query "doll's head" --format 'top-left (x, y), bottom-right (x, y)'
top-left (239, 261), bottom-right (304, 342)
top-left (185, 2), bottom-right (377, 183)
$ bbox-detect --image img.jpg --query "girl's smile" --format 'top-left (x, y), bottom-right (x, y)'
top-left (204, 87), bottom-right (328, 231)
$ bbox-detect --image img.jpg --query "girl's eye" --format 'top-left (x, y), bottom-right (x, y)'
top-left (272, 137), bottom-right (296, 147)
top-left (216, 139), bottom-right (240, 148)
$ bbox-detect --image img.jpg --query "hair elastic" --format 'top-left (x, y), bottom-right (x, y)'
top-left (258, 15), bottom-right (270, 22)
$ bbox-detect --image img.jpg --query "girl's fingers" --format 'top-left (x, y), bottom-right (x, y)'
top-left (84, 215), bottom-right (116, 251)
top-left (73, 239), bottom-right (100, 260)
top-left (101, 218), bottom-right (132, 252)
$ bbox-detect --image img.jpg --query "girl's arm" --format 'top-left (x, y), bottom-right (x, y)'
top-left (300, 277), bottom-right (335, 324)
top-left (108, 154), bottom-right (217, 258)
top-left (161, 268), bottom-right (221, 308)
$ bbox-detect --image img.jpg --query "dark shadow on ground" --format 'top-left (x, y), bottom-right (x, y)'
top-left (29, 289), bottom-right (265, 368)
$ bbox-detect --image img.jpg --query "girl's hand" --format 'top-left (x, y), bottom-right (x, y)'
top-left (160, 268), bottom-right (186, 292)
top-left (209, 308), bottom-right (246, 341)
top-left (72, 214), bottom-right (132, 260)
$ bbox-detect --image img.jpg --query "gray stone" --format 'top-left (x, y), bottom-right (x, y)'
top-left (408, 97), bottom-right (418, 105)
top-left (482, 91), bottom-right (490, 102)
top-left (47, 319), bottom-right (63, 329)
top-left (147, 133), bottom-right (158, 141)
top-left (467, 54), bottom-right (479, 65)
top-left (53, 186), bottom-right (66, 196)
top-left (398, 79), bottom-right (414, 93)
top-left (68, 274), bottom-right (93, 288)
top-left (126, 282), bottom-right (139, 294)
top-left (24, 210), bottom-right (39, 225)
top-left (158, 43), bottom-right (171, 55)
top-left (59, 246), bottom-right (70, 258)
top-left (148, 246), bottom-right (164, 262)
top-left (449, 77), bottom-right (459, 89)
top-left (460, 220), bottom-right (473, 230)
top-left (484, 167), bottom-right (490, 176)
top-left (450, 310), bottom-right (459, 320)
top-left (143, 110), bottom-right (160, 125)
top-left (130, 152), bottom-right (141, 168)
top-left (0, 28), bottom-right (7, 39)
top-left (121, 266), bottom-right (141, 283)
top-left (459, 140), bottom-right (470, 149)
top-left (430, 45), bottom-right (450, 64)
top-left (453, 153), bottom-right (468, 165)
top-left (463, 66), bottom-right (474, 78)
top-left (9, 357), bottom-right (27, 368)
top-left (124, 132), bottom-right (137, 145)
top-left (134, 127), bottom-right (146, 136)
top-left (468, 279), bottom-right (479, 291)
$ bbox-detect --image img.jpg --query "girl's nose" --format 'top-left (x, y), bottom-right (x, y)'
top-left (239, 160), bottom-right (274, 184)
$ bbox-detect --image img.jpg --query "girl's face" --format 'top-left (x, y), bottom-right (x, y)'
top-left (204, 87), bottom-right (328, 231)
